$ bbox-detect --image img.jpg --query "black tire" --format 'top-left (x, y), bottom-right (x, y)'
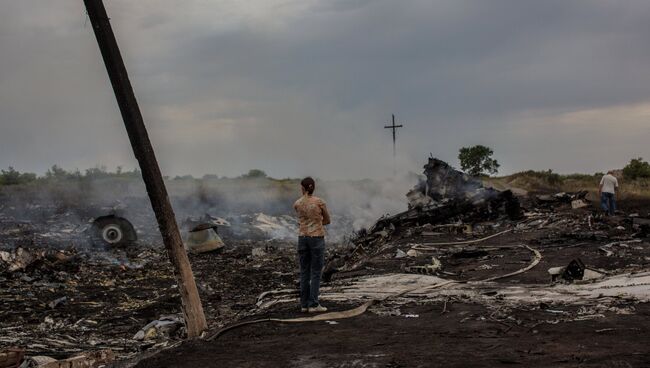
top-left (91, 215), bottom-right (137, 247)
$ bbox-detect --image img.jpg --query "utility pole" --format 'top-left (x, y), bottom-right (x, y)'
top-left (83, 0), bottom-right (207, 337)
top-left (384, 114), bottom-right (403, 175)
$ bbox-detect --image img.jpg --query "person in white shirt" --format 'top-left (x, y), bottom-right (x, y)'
top-left (599, 171), bottom-right (619, 216)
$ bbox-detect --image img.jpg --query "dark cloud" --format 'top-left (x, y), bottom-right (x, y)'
top-left (1, 0), bottom-right (650, 178)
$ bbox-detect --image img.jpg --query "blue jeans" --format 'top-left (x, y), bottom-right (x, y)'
top-left (601, 192), bottom-right (616, 215)
top-left (298, 236), bottom-right (325, 308)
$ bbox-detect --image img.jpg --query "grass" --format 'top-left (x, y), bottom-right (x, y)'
top-left (486, 170), bottom-right (650, 201)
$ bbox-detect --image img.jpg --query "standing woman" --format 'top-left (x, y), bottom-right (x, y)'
top-left (293, 177), bottom-right (331, 312)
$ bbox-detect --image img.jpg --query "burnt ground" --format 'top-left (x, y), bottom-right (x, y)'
top-left (129, 204), bottom-right (650, 368)
top-left (135, 302), bottom-right (650, 368)
top-left (3, 200), bottom-right (650, 367)
top-left (0, 242), bottom-right (296, 359)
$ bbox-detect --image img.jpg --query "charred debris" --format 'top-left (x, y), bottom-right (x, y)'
top-left (2, 157), bottom-right (650, 366)
top-left (324, 157), bottom-right (649, 282)
top-left (323, 158), bottom-right (524, 281)
top-left (361, 157), bottom-right (522, 236)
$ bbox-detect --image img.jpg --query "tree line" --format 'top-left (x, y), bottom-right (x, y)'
top-left (0, 166), bottom-right (273, 186)
top-left (458, 144), bottom-right (650, 180)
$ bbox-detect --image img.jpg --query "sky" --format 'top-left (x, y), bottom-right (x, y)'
top-left (1, 0), bottom-right (650, 179)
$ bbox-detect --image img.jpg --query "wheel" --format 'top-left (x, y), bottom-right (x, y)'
top-left (91, 215), bottom-right (137, 247)
top-left (101, 224), bottom-right (124, 244)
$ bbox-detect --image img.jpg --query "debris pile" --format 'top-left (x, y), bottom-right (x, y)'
top-left (325, 158), bottom-right (524, 279)
top-left (0, 247), bottom-right (79, 275)
top-left (2, 156), bottom-right (650, 367)
top-left (360, 158), bottom-right (521, 241)
top-left (0, 234), bottom-right (298, 363)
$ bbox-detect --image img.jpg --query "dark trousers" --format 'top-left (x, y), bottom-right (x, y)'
top-left (298, 236), bottom-right (325, 308)
top-left (601, 192), bottom-right (616, 216)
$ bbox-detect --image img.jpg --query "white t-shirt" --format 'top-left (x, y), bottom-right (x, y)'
top-left (600, 174), bottom-right (618, 194)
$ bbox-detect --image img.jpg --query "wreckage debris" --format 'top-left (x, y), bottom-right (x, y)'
top-left (0, 348), bottom-right (24, 368)
top-left (185, 223), bottom-right (225, 254)
top-left (133, 315), bottom-right (184, 341)
top-left (31, 350), bottom-right (114, 368)
top-left (91, 215), bottom-right (137, 247)
top-left (548, 259), bottom-right (606, 283)
top-left (325, 158), bottom-right (530, 279)
top-left (182, 212), bottom-right (351, 242)
top-left (324, 156), bottom-right (642, 291)
top-left (535, 190), bottom-right (588, 205)
top-left (0, 247), bottom-right (78, 275)
top-left (562, 258), bottom-right (586, 281)
top-left (404, 257), bottom-right (442, 275)
top-left (0, 348), bottom-right (114, 368)
top-left (2, 153), bottom-right (650, 366)
top-left (408, 158), bottom-right (523, 218)
top-left (547, 260), bottom-right (587, 283)
top-left (324, 159), bottom-right (516, 281)
top-left (356, 158), bottom-right (522, 245)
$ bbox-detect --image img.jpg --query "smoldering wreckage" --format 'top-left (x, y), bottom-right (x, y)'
top-left (2, 158), bottom-right (650, 367)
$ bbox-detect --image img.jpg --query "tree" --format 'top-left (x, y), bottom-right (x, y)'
top-left (0, 167), bottom-right (36, 185)
top-left (623, 157), bottom-right (650, 179)
top-left (173, 175), bottom-right (195, 180)
top-left (241, 169), bottom-right (267, 178)
top-left (45, 165), bottom-right (70, 180)
top-left (458, 145), bottom-right (500, 176)
top-left (85, 166), bottom-right (110, 179)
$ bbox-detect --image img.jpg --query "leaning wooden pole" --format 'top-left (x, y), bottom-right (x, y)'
top-left (83, 0), bottom-right (207, 337)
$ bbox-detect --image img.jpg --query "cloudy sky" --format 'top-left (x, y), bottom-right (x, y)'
top-left (1, 0), bottom-right (649, 179)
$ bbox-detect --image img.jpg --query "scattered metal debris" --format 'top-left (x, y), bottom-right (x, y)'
top-left (405, 257), bottom-right (441, 275)
top-left (185, 224), bottom-right (225, 254)
top-left (133, 315), bottom-right (184, 341)
top-left (1, 155), bottom-right (650, 366)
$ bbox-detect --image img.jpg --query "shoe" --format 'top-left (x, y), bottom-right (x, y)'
top-left (308, 305), bottom-right (328, 313)
top-left (300, 307), bottom-right (308, 313)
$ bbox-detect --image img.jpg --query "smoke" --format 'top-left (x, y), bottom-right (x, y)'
top-left (320, 175), bottom-right (419, 231)
top-left (0, 178), bottom-right (151, 251)
top-left (0, 170), bottom-right (423, 249)
top-left (165, 175), bottom-right (422, 240)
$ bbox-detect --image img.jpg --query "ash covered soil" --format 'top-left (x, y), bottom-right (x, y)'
top-left (130, 210), bottom-right (650, 368)
top-left (3, 163), bottom-right (650, 367)
top-left (135, 302), bottom-right (650, 368)
top-left (3, 203), bottom-right (650, 367)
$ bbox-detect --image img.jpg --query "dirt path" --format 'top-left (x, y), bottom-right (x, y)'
top-left (134, 301), bottom-right (650, 368)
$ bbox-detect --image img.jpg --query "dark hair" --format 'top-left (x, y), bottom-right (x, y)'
top-left (301, 177), bottom-right (315, 195)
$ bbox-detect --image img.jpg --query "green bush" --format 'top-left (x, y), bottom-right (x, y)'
top-left (563, 173), bottom-right (599, 182)
top-left (45, 165), bottom-right (64, 179)
top-left (0, 164), bottom-right (277, 186)
top-left (623, 158), bottom-right (650, 180)
top-left (511, 169), bottom-right (563, 185)
top-left (173, 175), bottom-right (195, 180)
top-left (0, 167), bottom-right (37, 185)
top-left (241, 169), bottom-right (267, 179)
top-left (85, 166), bottom-right (111, 179)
